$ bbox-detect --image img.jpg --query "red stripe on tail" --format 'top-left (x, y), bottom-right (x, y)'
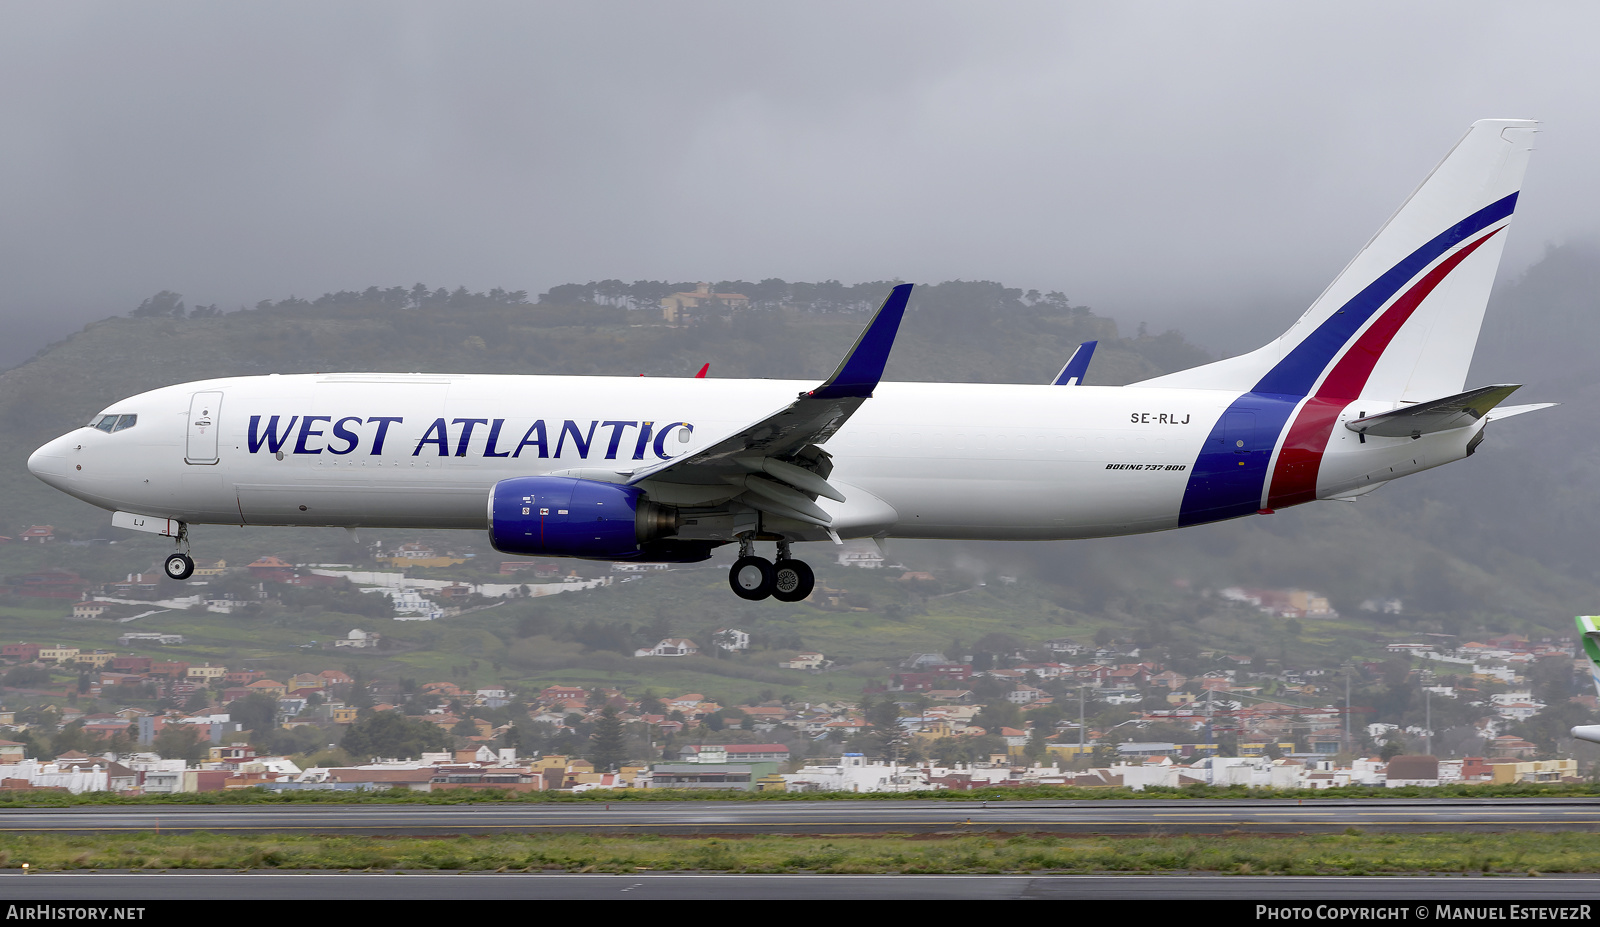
top-left (1266, 227), bottom-right (1503, 508)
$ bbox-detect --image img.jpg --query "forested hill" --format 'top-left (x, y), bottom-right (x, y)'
top-left (91, 279), bottom-right (1211, 386)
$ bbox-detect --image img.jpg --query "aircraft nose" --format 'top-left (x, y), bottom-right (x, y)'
top-left (27, 436), bottom-right (71, 489)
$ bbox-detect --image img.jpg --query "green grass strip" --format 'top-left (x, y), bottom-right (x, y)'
top-left (0, 832), bottom-right (1592, 875)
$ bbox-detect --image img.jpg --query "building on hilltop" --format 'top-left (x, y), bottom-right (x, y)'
top-left (660, 283), bottom-right (750, 325)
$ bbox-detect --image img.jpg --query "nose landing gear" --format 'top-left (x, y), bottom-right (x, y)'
top-left (164, 553), bottom-right (195, 581)
top-left (726, 536), bottom-right (814, 602)
top-left (163, 523), bottom-right (195, 581)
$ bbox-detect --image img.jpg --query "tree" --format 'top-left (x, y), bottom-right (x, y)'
top-left (227, 693), bottom-right (279, 733)
top-left (347, 666), bottom-right (374, 709)
top-left (590, 706), bottom-right (627, 772)
top-left (862, 696), bottom-right (903, 760)
top-left (132, 290), bottom-right (186, 318)
top-left (52, 721), bottom-right (89, 755)
top-left (974, 700), bottom-right (1022, 736)
top-left (340, 711), bottom-right (449, 760)
top-left (1025, 723), bottom-right (1050, 764)
top-left (153, 724), bottom-right (205, 764)
top-left (3, 665), bottom-right (51, 688)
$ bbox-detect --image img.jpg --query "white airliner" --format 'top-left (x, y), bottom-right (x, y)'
top-left (29, 119), bottom-right (1551, 603)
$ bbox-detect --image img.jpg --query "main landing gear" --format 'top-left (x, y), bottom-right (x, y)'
top-left (728, 538), bottom-right (814, 602)
top-left (163, 523), bottom-right (195, 581)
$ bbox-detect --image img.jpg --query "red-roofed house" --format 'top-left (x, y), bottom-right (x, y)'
top-left (246, 557), bottom-right (297, 582)
top-left (16, 569), bottom-right (86, 599)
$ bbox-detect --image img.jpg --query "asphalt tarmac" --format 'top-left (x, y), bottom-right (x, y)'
top-left (0, 872), bottom-right (1597, 900)
top-left (1, 798), bottom-right (1597, 836)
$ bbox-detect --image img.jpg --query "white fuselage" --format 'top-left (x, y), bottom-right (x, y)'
top-left (27, 372), bottom-right (1477, 544)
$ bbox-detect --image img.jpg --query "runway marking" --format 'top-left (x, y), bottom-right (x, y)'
top-left (1354, 811), bottom-right (1537, 816)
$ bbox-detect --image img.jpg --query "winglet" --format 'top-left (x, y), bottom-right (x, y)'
top-left (1052, 340), bottom-right (1098, 385)
top-left (809, 283), bottom-right (912, 400)
top-left (694, 363), bottom-right (709, 378)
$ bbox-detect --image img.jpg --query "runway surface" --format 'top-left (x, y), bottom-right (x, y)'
top-left (1, 872), bottom-right (1597, 900)
top-left (1, 798), bottom-right (1598, 835)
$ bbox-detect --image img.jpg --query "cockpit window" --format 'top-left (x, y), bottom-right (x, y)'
top-left (87, 413), bottom-right (136, 433)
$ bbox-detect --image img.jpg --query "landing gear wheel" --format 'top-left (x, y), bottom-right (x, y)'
top-left (772, 559), bottom-right (814, 602)
top-left (164, 552), bottom-right (195, 581)
top-left (729, 556), bottom-right (776, 600)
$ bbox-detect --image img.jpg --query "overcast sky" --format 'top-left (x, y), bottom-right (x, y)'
top-left (2, 2), bottom-right (1597, 366)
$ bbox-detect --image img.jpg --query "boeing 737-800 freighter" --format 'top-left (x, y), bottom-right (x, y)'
top-left (29, 119), bottom-right (1552, 602)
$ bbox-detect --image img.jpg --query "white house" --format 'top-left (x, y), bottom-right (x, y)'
top-left (634, 638), bottom-right (699, 658)
top-left (390, 589), bottom-right (443, 621)
top-left (835, 542), bottom-right (884, 569)
top-left (712, 628), bottom-right (750, 652)
top-left (334, 628), bottom-right (381, 649)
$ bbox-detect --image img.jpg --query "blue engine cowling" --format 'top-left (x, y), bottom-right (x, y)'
top-left (487, 476), bottom-right (707, 561)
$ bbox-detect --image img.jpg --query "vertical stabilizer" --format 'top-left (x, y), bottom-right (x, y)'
top-left (1052, 341), bottom-right (1098, 385)
top-left (1577, 616), bottom-right (1600, 699)
top-left (1136, 119), bottom-right (1536, 400)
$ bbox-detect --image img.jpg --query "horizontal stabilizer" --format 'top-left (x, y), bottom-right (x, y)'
top-left (1485, 402), bottom-right (1557, 422)
top-left (1345, 384), bottom-right (1522, 438)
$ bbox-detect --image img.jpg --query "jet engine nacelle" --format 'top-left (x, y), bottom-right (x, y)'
top-left (487, 476), bottom-right (687, 560)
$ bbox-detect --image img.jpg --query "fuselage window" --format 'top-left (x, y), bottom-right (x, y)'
top-left (112, 414), bottom-right (138, 432)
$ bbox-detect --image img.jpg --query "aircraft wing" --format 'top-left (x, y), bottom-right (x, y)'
top-left (1344, 384), bottom-right (1532, 438)
top-left (618, 284), bottom-right (912, 526)
top-left (1052, 340), bottom-right (1097, 385)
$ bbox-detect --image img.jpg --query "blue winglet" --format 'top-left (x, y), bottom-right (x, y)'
top-left (809, 283), bottom-right (912, 399)
top-left (1052, 340), bottom-right (1097, 385)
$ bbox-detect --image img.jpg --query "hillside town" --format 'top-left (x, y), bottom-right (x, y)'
top-left (0, 605), bottom-right (1590, 794)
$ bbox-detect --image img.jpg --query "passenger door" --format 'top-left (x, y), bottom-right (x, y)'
top-left (185, 391), bottom-right (222, 464)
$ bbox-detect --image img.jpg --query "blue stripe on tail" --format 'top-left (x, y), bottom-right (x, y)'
top-left (1177, 192), bottom-right (1518, 527)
